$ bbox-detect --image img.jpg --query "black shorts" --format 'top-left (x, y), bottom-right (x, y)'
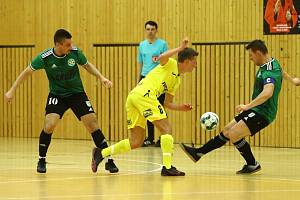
top-left (234, 109), bottom-right (269, 136)
top-left (45, 92), bottom-right (95, 120)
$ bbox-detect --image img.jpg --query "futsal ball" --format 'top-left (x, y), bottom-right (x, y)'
top-left (200, 112), bottom-right (219, 131)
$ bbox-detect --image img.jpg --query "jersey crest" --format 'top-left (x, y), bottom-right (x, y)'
top-left (68, 58), bottom-right (76, 66)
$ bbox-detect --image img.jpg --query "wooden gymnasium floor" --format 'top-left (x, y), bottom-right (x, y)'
top-left (0, 137), bottom-right (300, 200)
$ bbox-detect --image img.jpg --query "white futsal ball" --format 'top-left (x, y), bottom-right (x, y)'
top-left (200, 112), bottom-right (219, 131)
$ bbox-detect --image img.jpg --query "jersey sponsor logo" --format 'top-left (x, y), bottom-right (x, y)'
top-left (85, 101), bottom-right (93, 111)
top-left (143, 90), bottom-right (150, 97)
top-left (41, 49), bottom-right (53, 58)
top-left (143, 109), bottom-right (153, 118)
top-left (85, 101), bottom-right (91, 107)
top-left (152, 56), bottom-right (159, 62)
top-left (127, 119), bottom-right (132, 125)
top-left (68, 58), bottom-right (76, 67)
top-left (54, 68), bottom-right (77, 81)
top-left (257, 71), bottom-right (261, 78)
top-left (51, 64), bottom-right (58, 68)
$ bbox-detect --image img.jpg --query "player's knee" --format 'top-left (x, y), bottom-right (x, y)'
top-left (158, 125), bottom-right (172, 134)
top-left (223, 129), bottom-right (237, 142)
top-left (129, 137), bottom-right (144, 149)
top-left (44, 122), bottom-right (57, 133)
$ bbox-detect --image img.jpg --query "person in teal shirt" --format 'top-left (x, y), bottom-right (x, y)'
top-left (137, 21), bottom-right (168, 147)
top-left (5, 29), bottom-right (118, 174)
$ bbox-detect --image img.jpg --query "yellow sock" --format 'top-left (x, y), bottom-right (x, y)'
top-left (101, 139), bottom-right (131, 157)
top-left (161, 134), bottom-right (174, 169)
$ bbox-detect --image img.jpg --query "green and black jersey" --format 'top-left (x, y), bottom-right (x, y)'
top-left (251, 58), bottom-right (282, 123)
top-left (30, 47), bottom-right (88, 97)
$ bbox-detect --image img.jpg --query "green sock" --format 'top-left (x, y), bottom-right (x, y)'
top-left (161, 134), bottom-right (174, 169)
top-left (101, 139), bottom-right (131, 157)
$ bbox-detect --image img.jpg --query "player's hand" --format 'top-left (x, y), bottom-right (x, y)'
top-left (4, 90), bottom-right (14, 103)
top-left (181, 103), bottom-right (193, 111)
top-left (235, 104), bottom-right (249, 113)
top-left (180, 37), bottom-right (189, 50)
top-left (292, 77), bottom-right (300, 86)
top-left (101, 77), bottom-right (113, 88)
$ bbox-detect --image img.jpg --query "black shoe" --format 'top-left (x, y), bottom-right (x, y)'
top-left (180, 143), bottom-right (201, 163)
top-left (105, 159), bottom-right (119, 173)
top-left (236, 162), bottom-right (261, 174)
top-left (161, 166), bottom-right (185, 176)
top-left (142, 139), bottom-right (155, 147)
top-left (91, 147), bottom-right (104, 173)
top-left (37, 158), bottom-right (46, 173)
top-left (154, 139), bottom-right (161, 147)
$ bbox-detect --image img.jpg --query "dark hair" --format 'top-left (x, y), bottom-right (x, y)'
top-left (245, 40), bottom-right (268, 54)
top-left (54, 29), bottom-right (72, 44)
top-left (178, 48), bottom-right (199, 63)
top-left (145, 21), bottom-right (158, 29)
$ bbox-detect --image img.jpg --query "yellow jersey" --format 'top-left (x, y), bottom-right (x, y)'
top-left (131, 58), bottom-right (181, 98)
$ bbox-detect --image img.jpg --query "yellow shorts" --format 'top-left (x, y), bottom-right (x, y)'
top-left (126, 92), bottom-right (167, 129)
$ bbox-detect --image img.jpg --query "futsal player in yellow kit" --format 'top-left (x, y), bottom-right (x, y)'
top-left (91, 38), bottom-right (198, 176)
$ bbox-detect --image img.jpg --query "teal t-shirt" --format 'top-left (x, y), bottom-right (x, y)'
top-left (137, 38), bottom-right (168, 76)
top-left (251, 58), bottom-right (282, 123)
top-left (30, 47), bottom-right (88, 97)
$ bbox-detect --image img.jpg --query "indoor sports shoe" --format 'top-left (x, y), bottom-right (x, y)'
top-left (91, 147), bottom-right (104, 173)
top-left (37, 158), bottom-right (46, 173)
top-left (161, 166), bottom-right (185, 176)
top-left (105, 159), bottom-right (119, 173)
top-left (236, 162), bottom-right (261, 174)
top-left (180, 143), bottom-right (201, 163)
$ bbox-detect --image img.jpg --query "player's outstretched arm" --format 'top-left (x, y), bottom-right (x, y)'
top-left (282, 70), bottom-right (300, 86)
top-left (236, 83), bottom-right (274, 113)
top-left (164, 93), bottom-right (193, 111)
top-left (4, 66), bottom-right (34, 103)
top-left (82, 62), bottom-right (113, 88)
top-left (158, 37), bottom-right (189, 66)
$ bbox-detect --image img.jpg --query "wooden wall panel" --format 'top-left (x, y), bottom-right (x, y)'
top-left (1, 0), bottom-right (300, 148)
top-left (0, 46), bottom-right (33, 137)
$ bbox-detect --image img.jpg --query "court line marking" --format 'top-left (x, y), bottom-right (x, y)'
top-left (0, 158), bottom-right (162, 184)
top-left (2, 189), bottom-right (300, 200)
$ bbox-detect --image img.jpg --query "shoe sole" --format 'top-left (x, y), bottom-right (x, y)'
top-left (37, 170), bottom-right (46, 173)
top-left (180, 144), bottom-right (198, 163)
top-left (106, 168), bottom-right (119, 173)
top-left (91, 148), bottom-right (98, 173)
top-left (161, 172), bottom-right (185, 176)
top-left (105, 164), bottom-right (119, 173)
top-left (236, 166), bottom-right (262, 174)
